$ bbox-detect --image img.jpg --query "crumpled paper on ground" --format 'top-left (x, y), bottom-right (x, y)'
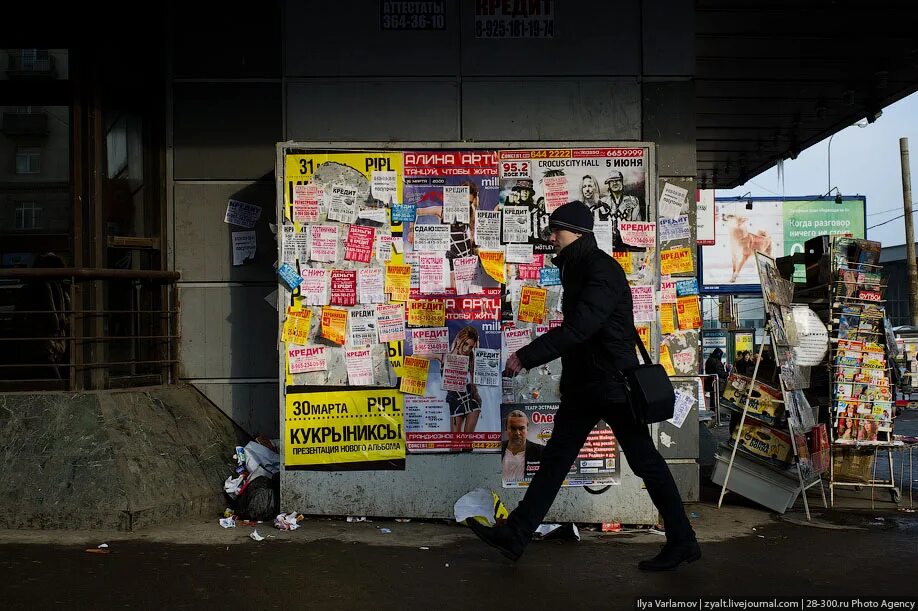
top-left (453, 488), bottom-right (509, 527)
top-left (274, 512), bottom-right (303, 531)
top-left (219, 517), bottom-right (236, 528)
top-left (534, 523), bottom-right (580, 541)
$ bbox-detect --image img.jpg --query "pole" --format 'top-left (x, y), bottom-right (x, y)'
top-left (827, 133), bottom-right (836, 193)
top-left (900, 138), bottom-right (918, 326)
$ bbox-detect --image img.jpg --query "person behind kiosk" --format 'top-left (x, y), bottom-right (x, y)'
top-left (465, 201), bottom-right (700, 571)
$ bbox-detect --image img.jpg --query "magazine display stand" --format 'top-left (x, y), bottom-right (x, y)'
top-left (828, 236), bottom-right (904, 506)
top-left (715, 252), bottom-right (828, 520)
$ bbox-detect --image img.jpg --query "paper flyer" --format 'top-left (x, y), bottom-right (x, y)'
top-left (392, 203), bottom-right (417, 223)
top-left (375, 303), bottom-right (406, 342)
top-left (410, 327), bottom-right (449, 355)
top-left (375, 234), bottom-right (400, 262)
top-left (593, 220), bottom-right (614, 254)
top-left (672, 349), bottom-right (695, 375)
top-left (630, 285), bottom-right (655, 323)
top-left (539, 267), bottom-right (561, 286)
top-left (636, 323), bottom-right (651, 352)
top-left (505, 243), bottom-right (534, 264)
top-left (659, 343), bottom-right (676, 376)
top-left (518, 286), bottom-right (548, 324)
top-left (479, 250), bottom-right (506, 283)
top-left (344, 225), bottom-right (375, 263)
top-left (371, 170), bottom-right (397, 204)
top-left (612, 251), bottom-right (633, 274)
top-left (292, 184), bottom-right (320, 224)
top-left (309, 225), bottom-right (339, 263)
top-left (320, 307), bottom-right (347, 345)
top-left (291, 224), bottom-right (309, 262)
top-left (502, 206), bottom-right (530, 243)
top-left (282, 307), bottom-right (312, 344)
top-left (658, 216), bottom-right (691, 243)
top-left (475, 210), bottom-right (501, 250)
top-left (619, 221), bottom-right (656, 248)
top-left (419, 255), bottom-right (446, 294)
top-left (676, 295), bottom-right (702, 330)
top-left (326, 184), bottom-right (359, 224)
top-left (278, 263), bottom-right (303, 290)
top-left (348, 307), bottom-right (378, 347)
top-left (543, 174), bottom-right (568, 213)
top-left (224, 199), bottom-right (262, 228)
top-left (442, 353), bottom-right (471, 392)
top-left (404, 252), bottom-right (420, 289)
top-left (330, 270), bottom-right (357, 307)
top-left (344, 346), bottom-right (374, 386)
top-left (660, 303), bottom-right (676, 335)
top-left (414, 225), bottom-right (450, 252)
top-left (400, 355), bottom-right (430, 396)
top-left (231, 231), bottom-right (257, 266)
top-left (668, 390), bottom-right (694, 428)
top-left (357, 267), bottom-right (385, 304)
top-left (660, 276), bottom-right (677, 304)
top-left (504, 327), bottom-right (531, 354)
top-left (408, 299), bottom-right (446, 328)
top-left (443, 185), bottom-right (471, 224)
top-left (287, 344), bottom-right (327, 374)
top-left (300, 268), bottom-right (329, 305)
top-left (660, 246), bottom-right (694, 275)
top-left (452, 255), bottom-right (479, 294)
top-left (281, 224), bottom-right (297, 264)
top-left (659, 182), bottom-right (688, 219)
top-left (358, 208), bottom-right (388, 226)
top-left (385, 262), bottom-right (412, 302)
top-left (473, 348), bottom-right (501, 386)
top-left (676, 278), bottom-right (699, 296)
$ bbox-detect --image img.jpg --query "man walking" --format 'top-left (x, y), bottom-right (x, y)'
top-left (466, 201), bottom-right (700, 571)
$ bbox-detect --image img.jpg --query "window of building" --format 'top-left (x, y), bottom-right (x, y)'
top-left (15, 148), bottom-right (40, 174)
top-left (14, 201), bottom-right (41, 230)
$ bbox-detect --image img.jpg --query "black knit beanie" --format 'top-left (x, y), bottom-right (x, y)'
top-left (548, 200), bottom-right (594, 234)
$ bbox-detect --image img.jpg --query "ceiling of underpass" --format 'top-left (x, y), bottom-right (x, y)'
top-left (695, 0), bottom-right (918, 189)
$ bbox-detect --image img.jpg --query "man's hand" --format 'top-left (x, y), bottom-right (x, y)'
top-left (504, 353), bottom-right (524, 377)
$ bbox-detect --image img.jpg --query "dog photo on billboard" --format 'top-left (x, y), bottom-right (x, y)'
top-left (722, 214), bottom-right (773, 282)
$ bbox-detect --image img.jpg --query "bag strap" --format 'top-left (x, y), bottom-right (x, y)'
top-left (633, 327), bottom-right (652, 365)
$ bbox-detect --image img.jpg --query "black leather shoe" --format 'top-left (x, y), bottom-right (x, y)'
top-left (638, 540), bottom-right (702, 571)
top-left (465, 518), bottom-right (529, 561)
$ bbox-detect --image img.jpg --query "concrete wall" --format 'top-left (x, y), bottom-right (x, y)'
top-left (166, 0), bottom-right (698, 520)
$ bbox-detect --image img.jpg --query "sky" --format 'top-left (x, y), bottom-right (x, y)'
top-left (716, 91), bottom-right (918, 248)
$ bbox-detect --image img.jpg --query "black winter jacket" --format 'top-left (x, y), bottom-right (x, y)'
top-left (516, 233), bottom-right (638, 398)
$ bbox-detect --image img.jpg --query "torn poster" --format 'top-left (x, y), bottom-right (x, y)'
top-left (353, 269), bottom-right (383, 305)
top-left (326, 184), bottom-right (359, 224)
top-left (344, 346), bottom-right (374, 386)
top-left (232, 231), bottom-right (256, 266)
top-left (300, 268), bottom-right (329, 306)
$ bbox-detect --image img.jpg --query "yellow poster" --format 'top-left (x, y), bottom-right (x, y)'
top-left (635, 323), bottom-right (651, 353)
top-left (734, 333), bottom-right (753, 356)
top-left (285, 389), bottom-right (405, 467)
top-left (612, 251), bottom-right (633, 274)
top-left (517, 286), bottom-right (548, 323)
top-left (282, 306), bottom-right (312, 344)
top-left (320, 307), bottom-right (347, 345)
top-left (385, 263), bottom-right (412, 302)
top-left (660, 304), bottom-right (675, 335)
top-left (284, 151), bottom-right (404, 213)
top-left (387, 340), bottom-right (405, 378)
top-left (660, 247), bottom-right (694, 275)
top-left (407, 299), bottom-right (446, 327)
top-left (659, 344), bottom-right (676, 376)
top-left (479, 250), bottom-right (506, 284)
top-left (676, 295), bottom-right (702, 330)
top-left (400, 355), bottom-right (430, 396)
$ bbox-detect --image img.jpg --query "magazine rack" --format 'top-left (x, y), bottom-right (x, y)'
top-left (827, 236), bottom-right (903, 507)
top-left (716, 252), bottom-right (827, 520)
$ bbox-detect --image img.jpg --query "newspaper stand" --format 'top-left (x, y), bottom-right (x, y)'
top-left (827, 237), bottom-right (903, 507)
top-left (715, 252), bottom-right (827, 520)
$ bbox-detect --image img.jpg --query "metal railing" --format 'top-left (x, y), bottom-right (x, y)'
top-left (0, 267), bottom-right (180, 391)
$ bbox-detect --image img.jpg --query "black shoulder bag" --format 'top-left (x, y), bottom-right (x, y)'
top-left (622, 329), bottom-right (676, 424)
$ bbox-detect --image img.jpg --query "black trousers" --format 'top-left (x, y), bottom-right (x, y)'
top-left (508, 395), bottom-right (695, 544)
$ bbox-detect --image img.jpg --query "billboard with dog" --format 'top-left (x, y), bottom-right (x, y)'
top-left (699, 196), bottom-right (865, 293)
